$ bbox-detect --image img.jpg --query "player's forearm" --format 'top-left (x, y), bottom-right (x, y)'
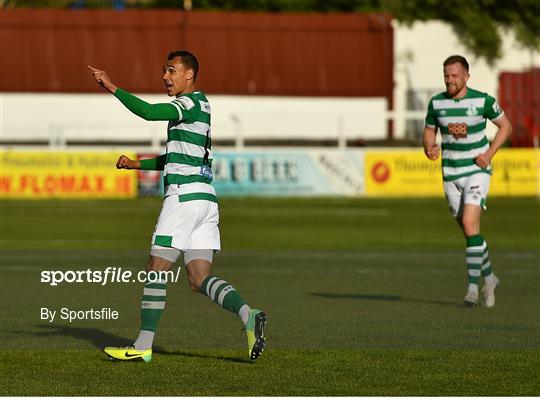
top-left (114, 89), bottom-right (179, 121)
top-left (423, 127), bottom-right (437, 150)
top-left (487, 119), bottom-right (512, 158)
top-left (103, 82), bottom-right (118, 94)
top-left (139, 154), bottom-right (166, 171)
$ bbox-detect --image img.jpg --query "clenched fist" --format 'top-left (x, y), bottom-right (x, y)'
top-left (116, 155), bottom-right (140, 170)
top-left (475, 151), bottom-right (492, 169)
top-left (424, 145), bottom-right (440, 161)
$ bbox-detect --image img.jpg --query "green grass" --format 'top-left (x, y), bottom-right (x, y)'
top-left (2, 349), bottom-right (538, 396)
top-left (0, 197), bottom-right (539, 395)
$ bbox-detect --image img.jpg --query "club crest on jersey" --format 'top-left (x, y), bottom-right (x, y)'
top-left (438, 109), bottom-right (447, 116)
top-left (466, 105), bottom-right (478, 116)
top-left (200, 101), bottom-right (211, 113)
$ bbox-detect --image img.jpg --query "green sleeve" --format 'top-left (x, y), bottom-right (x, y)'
top-left (114, 88), bottom-right (180, 121)
top-left (139, 154), bottom-right (166, 171)
top-left (425, 100), bottom-right (437, 127)
top-left (484, 94), bottom-right (504, 121)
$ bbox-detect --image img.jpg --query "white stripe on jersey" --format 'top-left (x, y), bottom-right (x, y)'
top-left (165, 163), bottom-right (201, 176)
top-left (441, 134), bottom-right (487, 145)
top-left (165, 182), bottom-right (217, 198)
top-left (442, 145), bottom-right (489, 160)
top-left (166, 141), bottom-right (213, 160)
top-left (432, 98), bottom-right (485, 109)
top-left (437, 115), bottom-right (486, 126)
top-left (175, 182), bottom-right (216, 196)
top-left (443, 163), bottom-right (491, 177)
top-left (169, 121), bottom-right (210, 136)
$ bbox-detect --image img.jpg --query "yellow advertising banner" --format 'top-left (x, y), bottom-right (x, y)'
top-left (0, 151), bottom-right (137, 199)
top-left (490, 149), bottom-right (540, 196)
top-left (365, 148), bottom-right (539, 197)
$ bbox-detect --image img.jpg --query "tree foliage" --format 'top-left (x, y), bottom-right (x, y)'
top-left (4, 0), bottom-right (539, 64)
top-left (381, 0), bottom-right (540, 65)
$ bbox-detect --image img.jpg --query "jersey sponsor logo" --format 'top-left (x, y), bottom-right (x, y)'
top-left (200, 165), bottom-right (213, 180)
top-left (176, 96), bottom-right (195, 110)
top-left (448, 122), bottom-right (468, 139)
top-left (466, 105), bottom-right (478, 116)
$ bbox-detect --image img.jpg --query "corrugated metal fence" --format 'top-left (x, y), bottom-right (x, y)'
top-left (499, 68), bottom-right (540, 147)
top-left (0, 9), bottom-right (393, 101)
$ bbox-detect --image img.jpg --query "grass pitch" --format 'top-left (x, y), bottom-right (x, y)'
top-left (0, 197), bottom-right (539, 396)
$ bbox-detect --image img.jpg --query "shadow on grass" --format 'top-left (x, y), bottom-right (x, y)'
top-left (14, 325), bottom-right (249, 364)
top-left (13, 325), bottom-right (164, 352)
top-left (155, 349), bottom-right (252, 364)
top-left (311, 292), bottom-right (460, 307)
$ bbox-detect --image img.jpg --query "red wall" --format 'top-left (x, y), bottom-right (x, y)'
top-left (0, 9), bottom-right (393, 101)
top-left (499, 69), bottom-right (540, 147)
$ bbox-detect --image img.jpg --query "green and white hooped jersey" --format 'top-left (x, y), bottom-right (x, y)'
top-left (165, 91), bottom-right (216, 202)
top-left (425, 88), bottom-right (504, 181)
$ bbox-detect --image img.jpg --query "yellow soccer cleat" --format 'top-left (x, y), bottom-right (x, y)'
top-left (245, 309), bottom-right (267, 361)
top-left (104, 346), bottom-right (152, 363)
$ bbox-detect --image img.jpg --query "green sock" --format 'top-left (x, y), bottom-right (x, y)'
top-left (465, 235), bottom-right (484, 285)
top-left (200, 275), bottom-right (248, 317)
top-left (140, 279), bottom-right (167, 333)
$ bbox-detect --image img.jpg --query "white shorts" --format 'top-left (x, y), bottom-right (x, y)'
top-left (151, 195), bottom-right (221, 251)
top-left (443, 172), bottom-right (491, 218)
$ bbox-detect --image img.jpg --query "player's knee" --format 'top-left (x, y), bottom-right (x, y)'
top-left (461, 217), bottom-right (478, 236)
top-left (147, 256), bottom-right (172, 272)
top-left (147, 260), bottom-right (159, 272)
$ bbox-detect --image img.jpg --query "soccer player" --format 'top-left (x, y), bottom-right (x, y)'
top-left (88, 51), bottom-right (267, 362)
top-left (423, 55), bottom-right (512, 308)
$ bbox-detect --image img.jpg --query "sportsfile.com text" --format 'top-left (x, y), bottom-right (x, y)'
top-left (40, 267), bottom-right (182, 286)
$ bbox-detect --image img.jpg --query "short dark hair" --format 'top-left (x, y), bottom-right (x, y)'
top-left (168, 50), bottom-right (199, 81)
top-left (443, 55), bottom-right (469, 72)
